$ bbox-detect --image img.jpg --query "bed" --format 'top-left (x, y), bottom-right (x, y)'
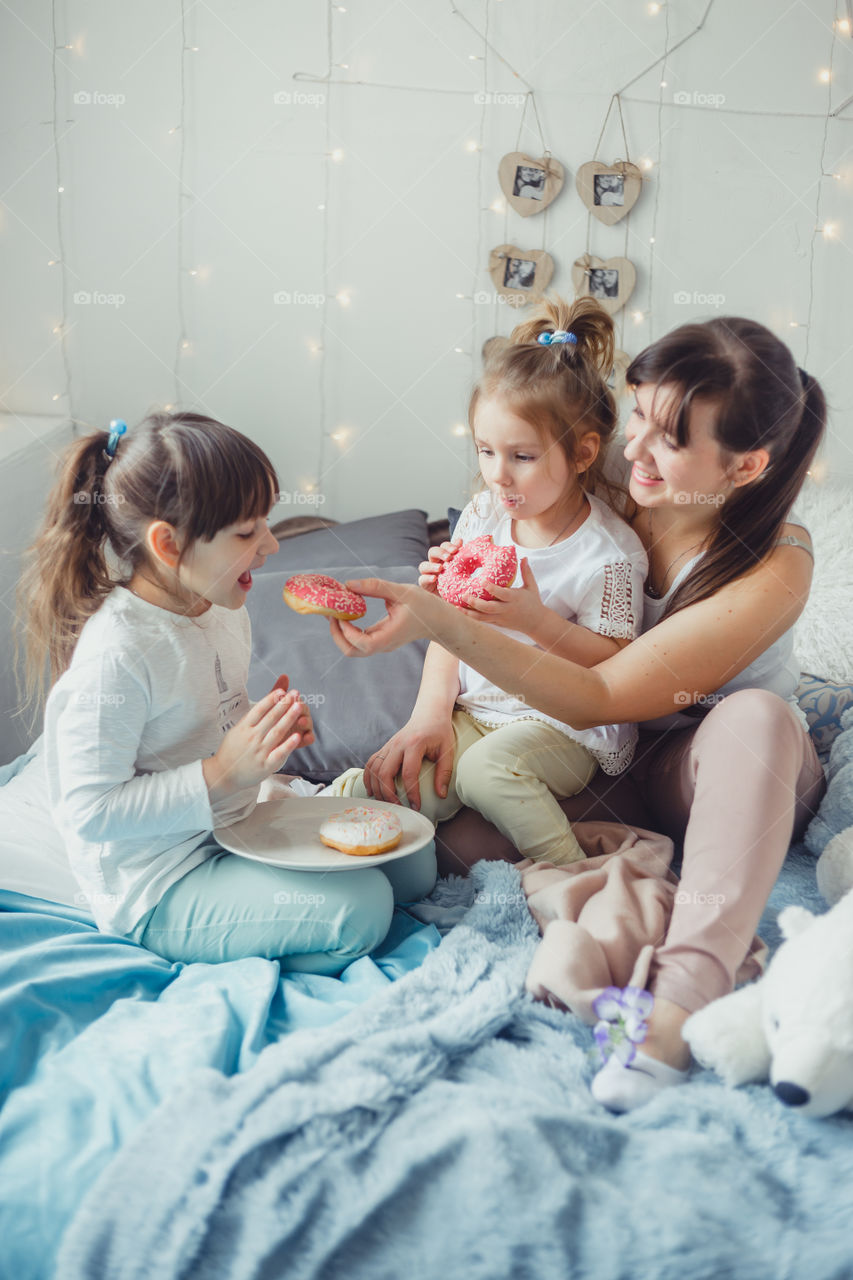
top-left (2, 502), bottom-right (853, 1280)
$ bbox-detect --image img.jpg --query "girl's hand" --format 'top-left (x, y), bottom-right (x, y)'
top-left (362, 716), bottom-right (455, 810)
top-left (463, 557), bottom-right (546, 636)
top-left (328, 578), bottom-right (438, 656)
top-left (204, 688), bottom-right (315, 802)
top-left (418, 538), bottom-right (463, 592)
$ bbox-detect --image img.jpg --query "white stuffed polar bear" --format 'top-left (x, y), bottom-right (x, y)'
top-left (683, 890), bottom-right (853, 1119)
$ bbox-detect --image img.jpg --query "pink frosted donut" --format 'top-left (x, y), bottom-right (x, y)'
top-left (283, 573), bottom-right (367, 621)
top-left (436, 535), bottom-right (518, 609)
top-left (319, 805), bottom-right (403, 856)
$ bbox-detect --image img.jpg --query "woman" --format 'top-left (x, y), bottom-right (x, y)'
top-left (327, 316), bottom-right (827, 1111)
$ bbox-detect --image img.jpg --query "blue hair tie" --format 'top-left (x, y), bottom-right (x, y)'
top-left (104, 419), bottom-right (127, 460)
top-left (537, 330), bottom-right (578, 347)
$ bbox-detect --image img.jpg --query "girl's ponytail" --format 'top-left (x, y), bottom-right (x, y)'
top-left (508, 294), bottom-right (616, 380)
top-left (15, 431), bottom-right (116, 733)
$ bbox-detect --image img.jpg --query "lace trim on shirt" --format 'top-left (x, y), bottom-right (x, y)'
top-left (597, 561), bottom-right (637, 639)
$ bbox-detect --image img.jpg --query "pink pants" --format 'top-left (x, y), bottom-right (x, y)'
top-left (435, 689), bottom-right (825, 1014)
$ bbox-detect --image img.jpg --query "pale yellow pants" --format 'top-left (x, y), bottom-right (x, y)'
top-left (330, 707), bottom-right (599, 866)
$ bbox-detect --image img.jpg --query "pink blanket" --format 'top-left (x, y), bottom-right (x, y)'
top-left (521, 821), bottom-right (766, 1024)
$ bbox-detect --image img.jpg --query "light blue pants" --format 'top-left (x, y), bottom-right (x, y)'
top-left (127, 836), bottom-right (437, 975)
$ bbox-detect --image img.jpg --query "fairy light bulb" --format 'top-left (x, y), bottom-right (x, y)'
top-left (336, 289), bottom-right (351, 306)
top-left (329, 148), bottom-right (344, 162)
top-left (822, 222), bottom-right (837, 238)
top-left (452, 423), bottom-right (468, 437)
top-left (640, 157), bottom-right (653, 171)
top-left (331, 427), bottom-right (350, 446)
top-left (648, 2), bottom-right (662, 13)
top-left (819, 68), bottom-right (831, 83)
top-left (490, 197), bottom-right (506, 213)
top-left (465, 140), bottom-right (480, 153)
top-left (837, 17), bottom-right (851, 33)
top-left (632, 310), bottom-right (645, 324)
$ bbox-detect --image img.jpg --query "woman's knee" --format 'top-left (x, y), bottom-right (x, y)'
top-left (699, 688), bottom-right (803, 751)
top-left (379, 841), bottom-right (437, 905)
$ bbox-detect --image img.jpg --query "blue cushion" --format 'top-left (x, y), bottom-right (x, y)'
top-left (795, 673), bottom-right (853, 767)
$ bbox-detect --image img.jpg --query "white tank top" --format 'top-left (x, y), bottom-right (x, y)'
top-left (640, 530), bottom-right (811, 733)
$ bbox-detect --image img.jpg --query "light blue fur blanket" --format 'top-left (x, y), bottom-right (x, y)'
top-left (58, 853), bottom-right (853, 1280)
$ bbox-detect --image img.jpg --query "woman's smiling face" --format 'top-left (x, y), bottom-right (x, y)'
top-left (623, 382), bottom-right (733, 510)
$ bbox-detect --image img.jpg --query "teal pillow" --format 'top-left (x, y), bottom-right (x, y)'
top-left (796, 673), bottom-right (853, 766)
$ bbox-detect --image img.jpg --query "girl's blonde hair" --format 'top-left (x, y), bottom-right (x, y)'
top-left (470, 295), bottom-right (631, 515)
top-left (15, 411), bottom-right (279, 730)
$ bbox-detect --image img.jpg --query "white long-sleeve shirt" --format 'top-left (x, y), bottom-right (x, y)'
top-left (44, 587), bottom-right (260, 935)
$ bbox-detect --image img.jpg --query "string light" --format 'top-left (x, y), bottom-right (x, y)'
top-left (465, 140), bottom-right (480, 152)
top-left (452, 423), bottom-right (468, 437)
top-left (336, 289), bottom-right (351, 306)
top-left (821, 222), bottom-right (837, 238)
top-left (329, 147), bottom-right (344, 162)
top-left (836, 17), bottom-right (851, 34)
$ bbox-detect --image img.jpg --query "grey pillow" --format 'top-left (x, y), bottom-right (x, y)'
top-left (247, 566), bottom-right (429, 783)
top-left (257, 508), bottom-right (429, 574)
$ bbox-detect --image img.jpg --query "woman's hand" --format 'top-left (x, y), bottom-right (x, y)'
top-left (462, 557), bottom-right (547, 636)
top-left (362, 716), bottom-right (455, 809)
top-left (203, 688), bottom-right (315, 803)
top-left (418, 538), bottom-right (462, 592)
top-left (328, 578), bottom-right (439, 656)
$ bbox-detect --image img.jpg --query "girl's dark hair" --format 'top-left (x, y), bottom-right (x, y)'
top-left (469, 295), bottom-right (632, 516)
top-left (15, 411), bottom-right (279, 726)
top-left (627, 317), bottom-right (826, 618)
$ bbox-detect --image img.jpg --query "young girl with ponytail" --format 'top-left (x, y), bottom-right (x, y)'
top-left (328, 312), bottom-right (827, 1110)
top-left (12, 412), bottom-right (427, 971)
top-left (332, 297), bottom-right (648, 868)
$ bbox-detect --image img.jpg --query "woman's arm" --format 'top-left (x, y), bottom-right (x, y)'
top-left (332, 543), bottom-right (812, 729)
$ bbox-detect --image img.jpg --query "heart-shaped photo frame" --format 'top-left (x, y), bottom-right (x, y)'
top-left (571, 253), bottom-right (636, 317)
top-left (575, 159), bottom-right (642, 226)
top-left (498, 152), bottom-right (565, 218)
top-left (488, 244), bottom-right (554, 307)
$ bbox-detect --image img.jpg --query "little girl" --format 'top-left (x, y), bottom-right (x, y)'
top-left (331, 297), bottom-right (648, 866)
top-left (14, 411), bottom-right (435, 971)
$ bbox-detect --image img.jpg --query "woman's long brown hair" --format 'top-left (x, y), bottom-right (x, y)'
top-left (627, 317), bottom-right (826, 618)
top-left (15, 411), bottom-right (279, 733)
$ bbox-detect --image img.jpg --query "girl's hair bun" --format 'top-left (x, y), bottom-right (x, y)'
top-left (509, 294), bottom-right (615, 378)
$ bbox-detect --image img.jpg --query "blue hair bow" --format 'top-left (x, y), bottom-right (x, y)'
top-left (537, 330), bottom-right (577, 346)
top-left (104, 419), bottom-right (127, 460)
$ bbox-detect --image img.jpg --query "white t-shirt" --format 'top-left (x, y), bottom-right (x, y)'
top-left (43, 587), bottom-right (260, 935)
top-left (451, 492), bottom-right (648, 775)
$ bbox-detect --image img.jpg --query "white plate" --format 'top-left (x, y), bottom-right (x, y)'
top-left (214, 796), bottom-right (435, 871)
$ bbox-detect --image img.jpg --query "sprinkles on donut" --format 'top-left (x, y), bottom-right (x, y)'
top-left (283, 573), bottom-right (367, 621)
top-left (436, 534), bottom-right (518, 609)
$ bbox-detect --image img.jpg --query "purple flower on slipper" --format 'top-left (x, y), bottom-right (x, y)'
top-left (591, 985), bottom-right (654, 1066)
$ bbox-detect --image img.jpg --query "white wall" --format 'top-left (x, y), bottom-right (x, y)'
top-left (1, 0), bottom-right (851, 525)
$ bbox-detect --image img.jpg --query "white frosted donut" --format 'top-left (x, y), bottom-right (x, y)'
top-left (319, 805), bottom-right (403, 857)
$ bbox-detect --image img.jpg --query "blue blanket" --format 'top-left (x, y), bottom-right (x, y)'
top-left (55, 851), bottom-right (853, 1280)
